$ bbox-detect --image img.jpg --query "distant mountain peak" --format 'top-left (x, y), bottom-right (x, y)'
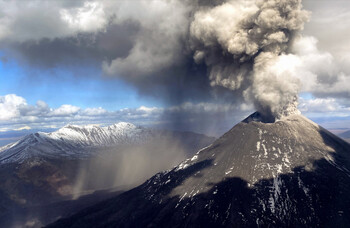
top-left (109, 122), bottom-right (136, 128)
top-left (58, 122), bottom-right (138, 134)
top-left (48, 113), bottom-right (350, 227)
top-left (0, 122), bottom-right (149, 164)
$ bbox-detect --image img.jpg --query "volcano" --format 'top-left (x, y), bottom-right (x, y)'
top-left (47, 112), bottom-right (350, 227)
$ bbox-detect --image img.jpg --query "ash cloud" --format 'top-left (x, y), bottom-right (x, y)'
top-left (189, 0), bottom-right (309, 119)
top-left (4, 0), bottom-right (350, 120)
top-left (101, 0), bottom-right (310, 118)
top-left (13, 22), bottom-right (139, 68)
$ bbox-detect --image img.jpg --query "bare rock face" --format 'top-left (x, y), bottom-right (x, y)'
top-left (48, 112), bottom-right (350, 228)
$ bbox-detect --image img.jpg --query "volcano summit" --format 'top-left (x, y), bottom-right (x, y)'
top-left (48, 112), bottom-right (350, 227)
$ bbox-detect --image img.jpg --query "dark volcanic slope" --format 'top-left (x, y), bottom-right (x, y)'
top-left (48, 113), bottom-right (350, 228)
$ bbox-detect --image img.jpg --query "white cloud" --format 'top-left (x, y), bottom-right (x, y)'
top-left (137, 106), bottom-right (160, 113)
top-left (0, 1), bottom-right (109, 42)
top-left (0, 94), bottom-right (27, 120)
top-left (1, 93), bottom-right (350, 137)
top-left (0, 94), bottom-right (163, 130)
top-left (267, 35), bottom-right (350, 98)
top-left (60, 1), bottom-right (107, 33)
top-left (0, 94), bottom-right (253, 136)
top-left (14, 126), bottom-right (31, 131)
top-left (50, 104), bottom-right (80, 117)
top-left (299, 97), bottom-right (350, 117)
top-left (81, 107), bottom-right (108, 116)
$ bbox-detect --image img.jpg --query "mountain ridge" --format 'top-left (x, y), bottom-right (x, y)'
top-left (0, 122), bottom-right (214, 164)
top-left (47, 112), bottom-right (350, 228)
top-left (0, 123), bottom-right (215, 228)
top-left (0, 122), bottom-right (146, 163)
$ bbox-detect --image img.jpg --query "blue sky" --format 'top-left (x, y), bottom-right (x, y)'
top-left (0, 53), bottom-right (161, 110)
top-left (0, 53), bottom-right (315, 112)
top-left (0, 0), bottom-right (350, 144)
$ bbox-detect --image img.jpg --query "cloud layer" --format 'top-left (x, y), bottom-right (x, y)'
top-left (0, 94), bottom-right (251, 136)
top-left (1, 93), bottom-right (349, 138)
top-left (1, 0), bottom-right (350, 127)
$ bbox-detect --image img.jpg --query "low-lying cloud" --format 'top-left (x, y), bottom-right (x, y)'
top-left (0, 94), bottom-right (251, 136)
top-left (1, 93), bottom-right (349, 139)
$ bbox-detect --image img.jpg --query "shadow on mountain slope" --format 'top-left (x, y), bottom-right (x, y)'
top-left (0, 187), bottom-right (123, 228)
top-left (47, 115), bottom-right (350, 228)
top-left (47, 148), bottom-right (350, 228)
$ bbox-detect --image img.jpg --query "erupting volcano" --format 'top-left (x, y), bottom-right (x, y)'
top-left (1, 0), bottom-right (349, 227)
top-left (48, 112), bottom-right (350, 227)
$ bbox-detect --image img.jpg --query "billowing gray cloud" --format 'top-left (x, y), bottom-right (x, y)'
top-left (1, 0), bottom-right (350, 122)
top-left (10, 22), bottom-right (139, 68)
top-left (0, 1), bottom-right (107, 41)
top-left (189, 0), bottom-right (309, 119)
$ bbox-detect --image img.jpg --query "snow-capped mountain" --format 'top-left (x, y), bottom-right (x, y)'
top-left (0, 122), bottom-right (169, 164)
top-left (0, 123), bottom-right (215, 228)
top-left (48, 112), bottom-right (350, 227)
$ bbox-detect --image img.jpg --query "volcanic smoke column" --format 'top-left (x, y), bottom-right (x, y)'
top-left (189, 0), bottom-right (309, 120)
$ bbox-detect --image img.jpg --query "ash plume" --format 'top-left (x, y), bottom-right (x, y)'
top-left (189, 0), bottom-right (309, 119)
top-left (2, 0), bottom-right (310, 120)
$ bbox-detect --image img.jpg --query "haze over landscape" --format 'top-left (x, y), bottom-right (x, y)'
top-left (0, 0), bottom-right (350, 227)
